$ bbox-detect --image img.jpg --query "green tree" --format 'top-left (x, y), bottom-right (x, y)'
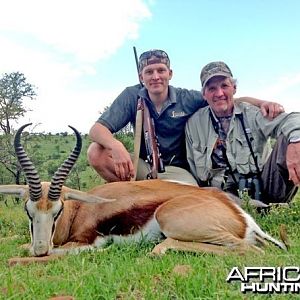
top-left (0, 72), bottom-right (36, 134)
top-left (0, 72), bottom-right (37, 184)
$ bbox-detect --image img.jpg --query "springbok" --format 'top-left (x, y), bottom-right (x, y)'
top-left (0, 123), bottom-right (288, 258)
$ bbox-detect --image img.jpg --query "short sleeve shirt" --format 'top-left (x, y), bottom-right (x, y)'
top-left (98, 84), bottom-right (207, 169)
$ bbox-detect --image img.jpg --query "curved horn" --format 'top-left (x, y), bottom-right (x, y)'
top-left (48, 126), bottom-right (82, 201)
top-left (14, 123), bottom-right (42, 201)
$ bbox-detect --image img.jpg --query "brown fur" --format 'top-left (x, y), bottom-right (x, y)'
top-left (36, 196), bottom-right (54, 211)
top-left (53, 180), bottom-right (247, 246)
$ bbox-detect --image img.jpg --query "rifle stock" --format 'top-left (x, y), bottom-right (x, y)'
top-left (132, 98), bottom-right (143, 181)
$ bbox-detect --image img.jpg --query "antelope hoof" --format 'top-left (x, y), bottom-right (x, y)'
top-left (150, 244), bottom-right (168, 257)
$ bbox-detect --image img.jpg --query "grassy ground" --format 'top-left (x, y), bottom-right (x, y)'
top-left (0, 193), bottom-right (300, 300)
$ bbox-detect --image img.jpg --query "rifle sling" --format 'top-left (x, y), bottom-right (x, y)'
top-left (132, 98), bottom-right (143, 181)
top-left (142, 99), bottom-right (158, 179)
top-left (235, 113), bottom-right (261, 174)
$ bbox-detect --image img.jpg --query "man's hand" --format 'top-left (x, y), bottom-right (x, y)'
top-left (111, 140), bottom-right (135, 181)
top-left (286, 142), bottom-right (300, 186)
top-left (260, 101), bottom-right (285, 120)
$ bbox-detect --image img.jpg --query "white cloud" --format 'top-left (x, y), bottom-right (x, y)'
top-left (0, 0), bottom-right (151, 133)
top-left (239, 72), bottom-right (300, 113)
top-left (0, 0), bottom-right (151, 63)
top-left (255, 73), bottom-right (300, 99)
top-left (23, 88), bottom-right (119, 134)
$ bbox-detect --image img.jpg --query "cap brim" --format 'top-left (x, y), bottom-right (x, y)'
top-left (202, 72), bottom-right (231, 89)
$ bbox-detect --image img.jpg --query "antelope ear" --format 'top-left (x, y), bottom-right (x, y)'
top-left (0, 185), bottom-right (28, 198)
top-left (64, 190), bottom-right (116, 204)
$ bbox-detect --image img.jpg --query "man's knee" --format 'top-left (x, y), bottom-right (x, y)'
top-left (87, 142), bottom-right (109, 168)
top-left (158, 166), bottom-right (198, 186)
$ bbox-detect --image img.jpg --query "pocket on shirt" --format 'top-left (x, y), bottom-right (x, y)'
top-left (235, 150), bottom-right (256, 174)
top-left (193, 145), bottom-right (208, 167)
top-left (235, 136), bottom-right (249, 147)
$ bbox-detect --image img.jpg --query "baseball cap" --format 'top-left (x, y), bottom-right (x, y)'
top-left (138, 49), bottom-right (170, 73)
top-left (200, 61), bottom-right (233, 89)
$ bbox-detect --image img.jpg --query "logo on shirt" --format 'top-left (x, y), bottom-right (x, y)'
top-left (171, 111), bottom-right (186, 118)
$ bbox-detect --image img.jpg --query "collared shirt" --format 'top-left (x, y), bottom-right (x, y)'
top-left (210, 114), bottom-right (232, 169)
top-left (98, 84), bottom-right (206, 169)
top-left (185, 103), bottom-right (300, 186)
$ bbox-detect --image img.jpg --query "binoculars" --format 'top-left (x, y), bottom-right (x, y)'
top-left (238, 174), bottom-right (262, 200)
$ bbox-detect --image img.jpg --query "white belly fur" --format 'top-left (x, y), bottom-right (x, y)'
top-left (111, 217), bottom-right (162, 244)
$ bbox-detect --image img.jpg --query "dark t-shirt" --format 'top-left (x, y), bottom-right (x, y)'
top-left (98, 84), bottom-right (207, 169)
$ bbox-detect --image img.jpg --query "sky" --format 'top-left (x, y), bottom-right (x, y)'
top-left (1, 0), bottom-right (300, 134)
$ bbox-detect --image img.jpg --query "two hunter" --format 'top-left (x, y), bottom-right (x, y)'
top-left (87, 49), bottom-right (286, 193)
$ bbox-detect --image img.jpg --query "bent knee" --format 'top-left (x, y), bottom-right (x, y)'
top-left (87, 143), bottom-right (110, 166)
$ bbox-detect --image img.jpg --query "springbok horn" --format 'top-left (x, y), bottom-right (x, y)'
top-left (48, 125), bottom-right (82, 201)
top-left (14, 123), bottom-right (42, 201)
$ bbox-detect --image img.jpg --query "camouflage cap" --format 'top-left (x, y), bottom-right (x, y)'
top-left (200, 61), bottom-right (233, 88)
top-left (138, 49), bottom-right (170, 73)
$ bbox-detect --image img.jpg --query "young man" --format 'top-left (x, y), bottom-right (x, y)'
top-left (88, 50), bottom-right (284, 185)
top-left (186, 61), bottom-right (300, 203)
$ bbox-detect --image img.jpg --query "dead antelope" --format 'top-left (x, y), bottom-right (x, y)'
top-left (0, 123), bottom-right (288, 258)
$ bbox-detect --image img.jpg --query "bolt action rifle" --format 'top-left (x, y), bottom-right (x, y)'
top-left (133, 46), bottom-right (165, 179)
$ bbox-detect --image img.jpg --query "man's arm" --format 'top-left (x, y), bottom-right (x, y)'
top-left (89, 122), bottom-right (134, 180)
top-left (185, 121), bottom-right (199, 183)
top-left (89, 122), bottom-right (121, 150)
top-left (235, 97), bottom-right (284, 120)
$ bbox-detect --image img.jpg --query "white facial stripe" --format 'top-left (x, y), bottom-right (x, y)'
top-left (26, 199), bottom-right (63, 256)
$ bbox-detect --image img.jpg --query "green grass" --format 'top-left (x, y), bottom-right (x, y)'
top-left (0, 193), bottom-right (300, 299)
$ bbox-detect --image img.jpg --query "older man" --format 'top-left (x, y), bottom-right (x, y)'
top-left (88, 49), bottom-right (284, 185)
top-left (186, 61), bottom-right (300, 203)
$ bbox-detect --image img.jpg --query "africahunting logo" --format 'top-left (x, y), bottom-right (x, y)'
top-left (226, 267), bottom-right (300, 294)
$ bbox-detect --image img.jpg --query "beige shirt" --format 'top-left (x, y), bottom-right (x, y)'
top-left (185, 103), bottom-right (300, 185)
